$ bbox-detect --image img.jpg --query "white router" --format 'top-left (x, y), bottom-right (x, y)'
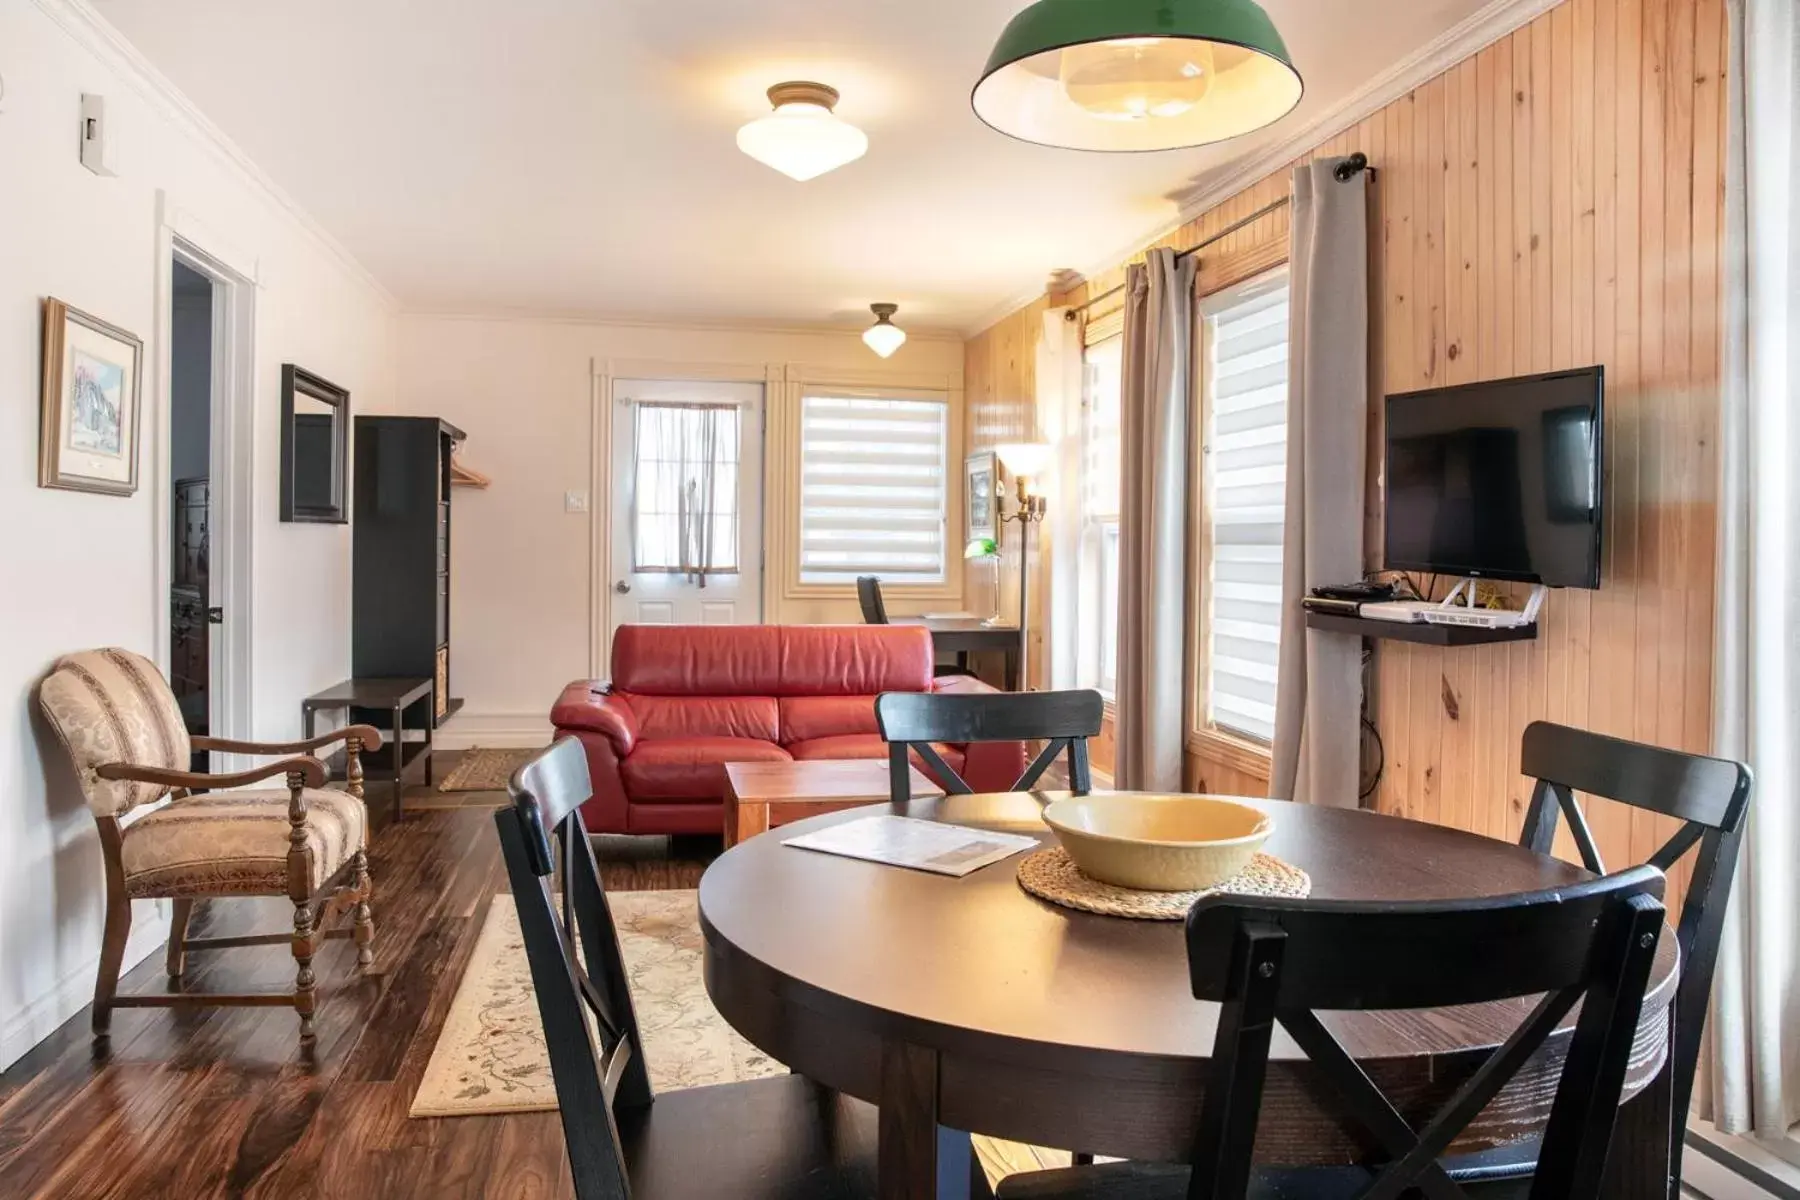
top-left (1415, 580), bottom-right (1547, 628)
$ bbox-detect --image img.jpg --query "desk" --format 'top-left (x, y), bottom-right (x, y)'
top-left (701, 793), bottom-right (1677, 1199)
top-left (897, 617), bottom-right (1025, 691)
top-left (301, 677), bottom-right (434, 821)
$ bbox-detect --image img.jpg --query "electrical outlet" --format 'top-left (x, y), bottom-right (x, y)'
top-left (564, 490), bottom-right (589, 514)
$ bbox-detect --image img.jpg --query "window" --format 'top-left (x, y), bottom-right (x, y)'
top-left (631, 402), bottom-right (740, 575)
top-left (1078, 335), bottom-right (1123, 696)
top-left (798, 393), bottom-right (949, 584)
top-left (1199, 268), bottom-right (1291, 743)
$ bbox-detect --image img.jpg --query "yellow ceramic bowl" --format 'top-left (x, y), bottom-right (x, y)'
top-left (1041, 794), bottom-right (1273, 892)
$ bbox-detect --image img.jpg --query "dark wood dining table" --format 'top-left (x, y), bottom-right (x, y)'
top-left (699, 792), bottom-right (1679, 1200)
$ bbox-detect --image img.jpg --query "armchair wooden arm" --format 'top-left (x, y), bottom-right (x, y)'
top-left (97, 756), bottom-right (328, 790)
top-left (192, 724), bottom-right (384, 755)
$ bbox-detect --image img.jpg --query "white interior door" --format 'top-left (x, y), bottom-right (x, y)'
top-left (610, 378), bottom-right (764, 631)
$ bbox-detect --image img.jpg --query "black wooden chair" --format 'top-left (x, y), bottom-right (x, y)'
top-left (875, 688), bottom-right (1105, 805)
top-left (495, 737), bottom-right (879, 1200)
top-left (856, 575), bottom-right (889, 625)
top-left (1491, 720), bottom-right (1750, 1190)
top-left (995, 864), bottom-right (1670, 1200)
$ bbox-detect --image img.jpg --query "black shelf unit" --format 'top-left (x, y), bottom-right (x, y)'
top-left (352, 416), bottom-right (465, 726)
top-left (1304, 610), bottom-right (1539, 646)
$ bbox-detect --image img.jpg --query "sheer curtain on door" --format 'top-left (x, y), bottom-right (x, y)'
top-left (630, 402), bottom-right (741, 587)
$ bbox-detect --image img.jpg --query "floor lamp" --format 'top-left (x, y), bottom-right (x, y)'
top-left (994, 442), bottom-right (1051, 653)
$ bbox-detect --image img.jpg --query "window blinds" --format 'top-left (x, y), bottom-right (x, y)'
top-left (798, 394), bottom-right (948, 584)
top-left (1202, 274), bottom-right (1291, 743)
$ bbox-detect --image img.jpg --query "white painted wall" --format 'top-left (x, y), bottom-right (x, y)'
top-left (390, 315), bottom-right (963, 748)
top-left (0, 0), bottom-right (397, 1067)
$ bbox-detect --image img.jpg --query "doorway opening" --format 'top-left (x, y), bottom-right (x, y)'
top-left (169, 260), bottom-right (214, 770)
top-left (609, 378), bottom-right (765, 638)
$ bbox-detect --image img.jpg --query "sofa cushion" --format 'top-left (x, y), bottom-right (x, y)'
top-left (786, 734), bottom-right (966, 779)
top-left (119, 787), bottom-right (365, 898)
top-left (616, 693), bottom-right (779, 742)
top-left (620, 737), bottom-right (791, 802)
top-left (611, 624), bottom-right (932, 697)
top-left (779, 695), bottom-right (879, 745)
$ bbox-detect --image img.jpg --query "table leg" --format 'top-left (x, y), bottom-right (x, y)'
top-left (393, 703), bottom-right (406, 821)
top-left (880, 1040), bottom-right (975, 1200)
top-left (1600, 1051), bottom-right (1674, 1199)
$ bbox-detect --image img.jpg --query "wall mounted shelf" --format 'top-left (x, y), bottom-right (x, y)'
top-left (1304, 611), bottom-right (1539, 647)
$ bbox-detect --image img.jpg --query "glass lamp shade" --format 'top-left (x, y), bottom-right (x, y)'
top-left (863, 305), bottom-right (908, 358)
top-left (737, 84), bottom-right (869, 181)
top-left (995, 441), bottom-right (1053, 479)
top-left (972, 0), bottom-right (1302, 152)
top-left (964, 536), bottom-right (1000, 560)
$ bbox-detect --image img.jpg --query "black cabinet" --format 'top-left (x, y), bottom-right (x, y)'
top-left (352, 416), bottom-right (465, 726)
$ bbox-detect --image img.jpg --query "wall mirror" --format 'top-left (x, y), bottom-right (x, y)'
top-left (280, 364), bottom-right (349, 523)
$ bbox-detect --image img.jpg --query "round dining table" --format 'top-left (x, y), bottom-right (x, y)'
top-left (698, 792), bottom-right (1678, 1200)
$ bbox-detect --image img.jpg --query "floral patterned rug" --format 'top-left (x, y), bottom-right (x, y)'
top-left (409, 890), bottom-right (784, 1116)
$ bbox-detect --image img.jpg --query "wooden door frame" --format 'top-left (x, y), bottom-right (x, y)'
top-left (587, 358), bottom-right (779, 679)
top-left (150, 193), bottom-right (258, 773)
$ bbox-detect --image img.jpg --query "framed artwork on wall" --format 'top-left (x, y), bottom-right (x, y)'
top-left (39, 297), bottom-right (144, 496)
top-left (965, 450), bottom-right (997, 544)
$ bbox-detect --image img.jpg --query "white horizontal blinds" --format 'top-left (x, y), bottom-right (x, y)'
top-left (799, 393), bottom-right (948, 584)
top-left (632, 402), bottom-right (740, 575)
top-left (1204, 272), bottom-right (1291, 743)
top-left (1079, 335), bottom-right (1124, 696)
top-left (1082, 303), bottom-right (1126, 348)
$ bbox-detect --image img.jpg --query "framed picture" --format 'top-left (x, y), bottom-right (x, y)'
top-left (39, 298), bottom-right (144, 496)
top-left (965, 450), bottom-right (998, 543)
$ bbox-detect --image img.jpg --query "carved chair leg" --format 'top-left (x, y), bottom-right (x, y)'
top-left (292, 899), bottom-right (318, 1041)
top-left (351, 850), bottom-right (376, 968)
top-left (166, 898), bottom-right (195, 980)
top-left (93, 890), bottom-right (133, 1036)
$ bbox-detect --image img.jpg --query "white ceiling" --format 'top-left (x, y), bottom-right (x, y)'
top-left (95, 0), bottom-right (1492, 332)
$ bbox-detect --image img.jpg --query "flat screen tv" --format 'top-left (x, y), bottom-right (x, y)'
top-left (1383, 366), bottom-right (1603, 588)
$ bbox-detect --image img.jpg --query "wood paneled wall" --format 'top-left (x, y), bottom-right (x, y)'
top-left (963, 0), bottom-right (1727, 885)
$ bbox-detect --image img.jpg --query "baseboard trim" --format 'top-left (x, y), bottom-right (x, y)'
top-left (435, 712), bottom-right (554, 751)
top-left (0, 905), bottom-right (166, 1070)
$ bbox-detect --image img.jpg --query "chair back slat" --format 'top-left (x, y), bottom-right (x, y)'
top-left (875, 689), bottom-right (1105, 802)
top-left (497, 737), bottom-right (653, 1200)
top-left (1184, 866), bottom-right (1667, 1200)
top-left (856, 576), bottom-right (889, 624)
top-left (1516, 720), bottom-right (1753, 1172)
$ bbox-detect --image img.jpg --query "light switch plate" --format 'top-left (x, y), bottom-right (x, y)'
top-left (564, 490), bottom-right (589, 513)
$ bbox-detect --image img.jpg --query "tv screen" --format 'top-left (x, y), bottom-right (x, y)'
top-left (1383, 367), bottom-right (1603, 588)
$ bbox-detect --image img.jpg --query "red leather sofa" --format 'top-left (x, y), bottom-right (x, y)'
top-left (550, 624), bottom-right (1025, 836)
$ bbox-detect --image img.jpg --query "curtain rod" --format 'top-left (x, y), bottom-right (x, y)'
top-left (1065, 152), bottom-right (1375, 318)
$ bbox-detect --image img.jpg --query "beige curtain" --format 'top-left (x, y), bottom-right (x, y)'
top-left (1115, 248), bottom-right (1197, 791)
top-left (1269, 160), bottom-right (1369, 807)
top-left (1705, 0), bottom-right (1800, 1139)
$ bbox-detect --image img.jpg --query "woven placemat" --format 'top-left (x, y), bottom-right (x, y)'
top-left (1016, 847), bottom-right (1311, 920)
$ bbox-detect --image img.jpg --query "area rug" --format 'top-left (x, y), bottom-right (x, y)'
top-left (409, 890), bottom-right (783, 1117)
top-left (433, 747), bottom-right (543, 793)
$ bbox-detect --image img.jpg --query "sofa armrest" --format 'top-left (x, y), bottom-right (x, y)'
top-left (930, 673), bottom-right (1001, 697)
top-left (551, 681), bottom-right (639, 758)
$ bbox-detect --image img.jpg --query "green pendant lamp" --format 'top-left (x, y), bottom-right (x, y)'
top-left (973, 0), bottom-right (1303, 152)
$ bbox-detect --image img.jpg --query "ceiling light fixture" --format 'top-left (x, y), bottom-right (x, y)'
top-left (972, 0), bottom-right (1302, 152)
top-left (862, 303), bottom-right (907, 358)
top-left (737, 81), bottom-right (869, 181)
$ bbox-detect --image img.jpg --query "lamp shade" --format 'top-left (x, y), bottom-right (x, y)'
top-left (863, 303), bottom-right (907, 358)
top-left (995, 441), bottom-right (1053, 478)
top-left (972, 0), bottom-right (1302, 152)
top-left (738, 82), bottom-right (869, 181)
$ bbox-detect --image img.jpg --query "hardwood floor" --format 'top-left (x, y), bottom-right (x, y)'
top-left (0, 762), bottom-right (717, 1200)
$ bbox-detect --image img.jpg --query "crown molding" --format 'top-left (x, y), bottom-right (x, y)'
top-left (29, 0), bottom-right (398, 310)
top-left (961, 0), bottom-right (1564, 339)
top-left (399, 306), bottom-right (967, 343)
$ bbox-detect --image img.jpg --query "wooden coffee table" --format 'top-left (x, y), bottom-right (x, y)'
top-left (722, 759), bottom-right (943, 848)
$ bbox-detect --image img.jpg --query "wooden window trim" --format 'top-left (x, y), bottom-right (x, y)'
top-left (1186, 726), bottom-right (1273, 782)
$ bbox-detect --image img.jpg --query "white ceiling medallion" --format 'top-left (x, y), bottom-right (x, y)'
top-left (863, 303), bottom-right (907, 358)
top-left (736, 81), bottom-right (869, 181)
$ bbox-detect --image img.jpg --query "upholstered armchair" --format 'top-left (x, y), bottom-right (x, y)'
top-left (38, 648), bottom-right (381, 1042)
